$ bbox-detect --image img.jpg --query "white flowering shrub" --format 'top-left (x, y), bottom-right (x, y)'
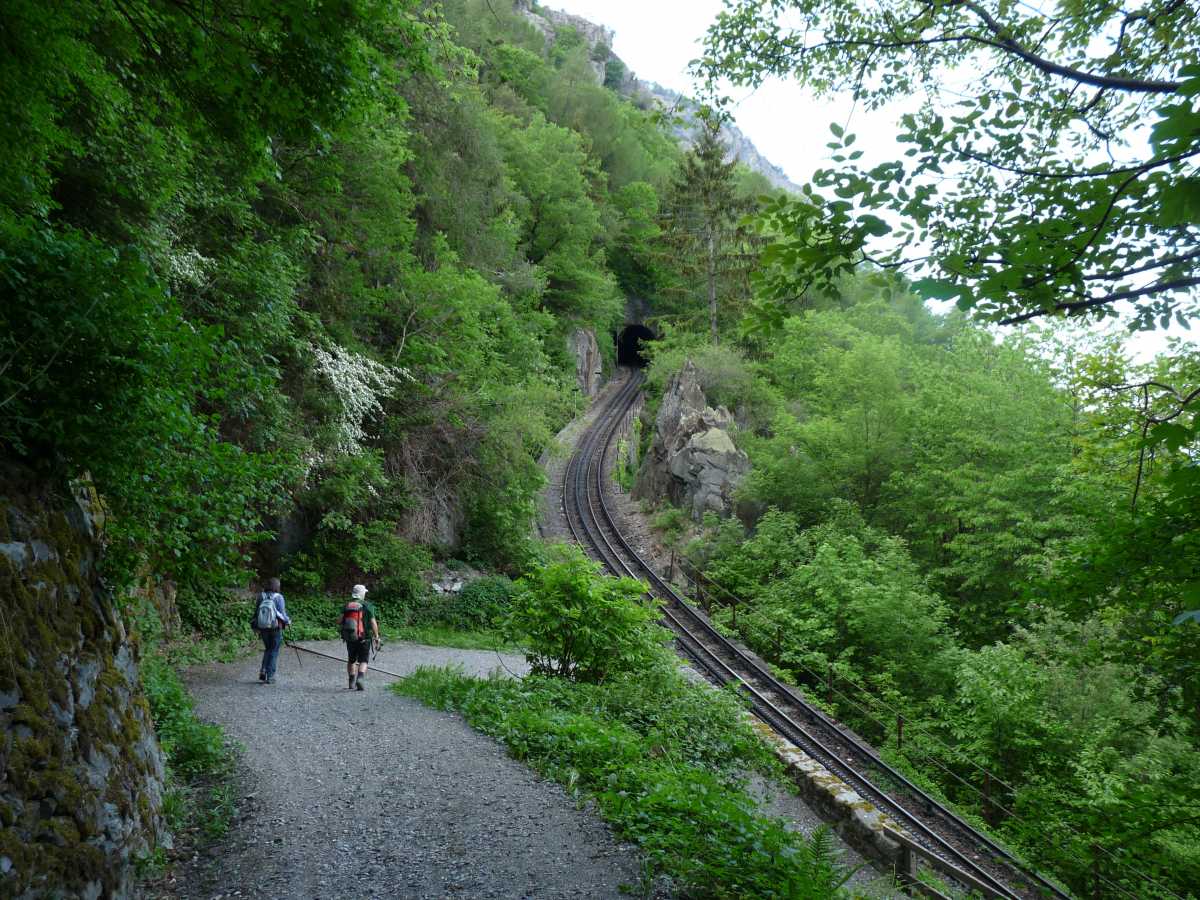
top-left (164, 247), bottom-right (214, 290)
top-left (309, 342), bottom-right (408, 455)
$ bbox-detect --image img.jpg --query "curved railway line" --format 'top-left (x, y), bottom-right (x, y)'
top-left (561, 367), bottom-right (1074, 900)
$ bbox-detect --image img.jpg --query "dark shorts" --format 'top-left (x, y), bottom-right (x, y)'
top-left (346, 639), bottom-right (370, 664)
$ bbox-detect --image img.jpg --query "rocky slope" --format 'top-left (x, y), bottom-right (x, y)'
top-left (633, 361), bottom-right (750, 520)
top-left (516, 1), bottom-right (801, 193)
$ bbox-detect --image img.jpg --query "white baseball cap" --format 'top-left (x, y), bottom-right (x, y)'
top-left (351, 584), bottom-right (368, 600)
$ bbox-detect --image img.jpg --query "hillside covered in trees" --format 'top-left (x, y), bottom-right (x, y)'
top-left (0, 0), bottom-right (781, 614)
top-left (3, 0), bottom-right (1200, 897)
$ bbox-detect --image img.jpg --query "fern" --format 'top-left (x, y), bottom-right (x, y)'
top-left (797, 826), bottom-right (859, 897)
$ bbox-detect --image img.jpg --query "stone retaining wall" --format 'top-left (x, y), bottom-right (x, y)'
top-left (748, 718), bottom-right (908, 874)
top-left (0, 467), bottom-right (165, 898)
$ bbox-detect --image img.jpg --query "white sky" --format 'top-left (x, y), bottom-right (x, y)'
top-left (546, 0), bottom-right (850, 185)
top-left (545, 0), bottom-right (1195, 363)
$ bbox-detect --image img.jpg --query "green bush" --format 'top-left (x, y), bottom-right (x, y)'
top-left (644, 338), bottom-right (778, 429)
top-left (506, 544), bottom-right (669, 683)
top-left (176, 584), bottom-right (249, 637)
top-left (395, 665), bottom-right (854, 898)
top-left (0, 220), bottom-right (287, 593)
top-left (141, 654), bottom-right (230, 777)
top-left (446, 575), bottom-right (516, 628)
top-left (284, 517), bottom-right (433, 605)
top-left (282, 594), bottom-right (343, 640)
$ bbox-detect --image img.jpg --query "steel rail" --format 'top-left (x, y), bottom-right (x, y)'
top-left (561, 371), bottom-right (1018, 897)
top-left (562, 367), bottom-right (1072, 900)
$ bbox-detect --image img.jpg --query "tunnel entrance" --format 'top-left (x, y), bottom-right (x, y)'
top-left (616, 323), bottom-right (655, 367)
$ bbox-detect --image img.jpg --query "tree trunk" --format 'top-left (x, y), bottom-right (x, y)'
top-left (707, 229), bottom-right (718, 344)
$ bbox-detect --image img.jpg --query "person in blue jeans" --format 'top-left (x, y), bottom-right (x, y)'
top-left (252, 577), bottom-right (291, 684)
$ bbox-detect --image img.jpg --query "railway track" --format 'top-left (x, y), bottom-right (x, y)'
top-left (561, 367), bottom-right (1073, 900)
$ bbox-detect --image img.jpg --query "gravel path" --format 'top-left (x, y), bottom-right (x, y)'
top-left (166, 640), bottom-right (646, 899)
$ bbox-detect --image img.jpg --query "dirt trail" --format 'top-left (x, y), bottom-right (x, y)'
top-left (161, 640), bottom-right (645, 899)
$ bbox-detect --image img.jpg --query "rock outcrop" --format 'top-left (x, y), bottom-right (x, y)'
top-left (515, 2), bottom-right (800, 193)
top-left (516, 1), bottom-right (616, 83)
top-left (0, 467), bottom-right (165, 899)
top-left (633, 81), bottom-right (800, 193)
top-left (568, 328), bottom-right (604, 398)
top-left (633, 361), bottom-right (750, 521)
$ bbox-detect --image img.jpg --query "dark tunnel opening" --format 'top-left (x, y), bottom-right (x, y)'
top-left (616, 324), bottom-right (655, 367)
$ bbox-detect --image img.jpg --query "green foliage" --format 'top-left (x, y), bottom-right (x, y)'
top-left (140, 649), bottom-right (241, 863)
top-left (1, 0), bottom-right (735, 621)
top-left (450, 576), bottom-right (517, 628)
top-left (700, 0), bottom-right (1200, 330)
top-left (603, 57), bottom-right (627, 90)
top-left (662, 275), bottom-right (1200, 895)
top-left (499, 111), bottom-right (623, 323)
top-left (940, 614), bottom-right (1200, 893)
top-left (506, 544), bottom-right (669, 682)
top-left (643, 330), bottom-right (778, 428)
top-left (650, 505), bottom-right (690, 548)
top-left (709, 507), bottom-right (958, 700)
top-left (614, 416), bottom-right (642, 494)
top-left (276, 594), bottom-right (342, 641)
top-left (731, 293), bottom-right (1077, 641)
top-left (0, 222), bottom-right (285, 590)
top-left (395, 665), bottom-right (854, 898)
top-left (279, 590), bottom-right (519, 650)
top-left (2, 0), bottom-right (691, 613)
top-left (610, 180), bottom-right (664, 297)
top-left (174, 584), bottom-right (249, 638)
top-left (286, 519), bottom-right (431, 605)
top-left (657, 117), bottom-right (763, 342)
top-left (140, 655), bottom-right (230, 778)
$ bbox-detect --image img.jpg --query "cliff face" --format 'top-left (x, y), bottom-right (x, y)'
top-left (568, 328), bottom-right (604, 398)
top-left (515, 2), bottom-right (800, 193)
top-left (633, 361), bottom-right (750, 521)
top-left (0, 467), bottom-right (165, 899)
top-left (632, 81), bottom-right (799, 193)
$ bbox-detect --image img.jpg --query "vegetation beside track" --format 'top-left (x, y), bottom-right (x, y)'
top-left (396, 545), bottom-right (869, 899)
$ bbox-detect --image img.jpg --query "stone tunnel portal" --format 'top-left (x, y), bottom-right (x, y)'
top-left (616, 324), bottom-right (655, 367)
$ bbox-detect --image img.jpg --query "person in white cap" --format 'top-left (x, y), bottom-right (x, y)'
top-left (338, 584), bottom-right (380, 690)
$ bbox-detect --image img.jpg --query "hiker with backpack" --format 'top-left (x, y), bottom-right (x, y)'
top-left (340, 583), bottom-right (380, 691)
top-left (252, 577), bottom-right (291, 684)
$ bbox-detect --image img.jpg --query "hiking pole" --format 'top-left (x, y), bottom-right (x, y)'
top-left (286, 638), bottom-right (303, 668)
top-left (288, 641), bottom-right (406, 680)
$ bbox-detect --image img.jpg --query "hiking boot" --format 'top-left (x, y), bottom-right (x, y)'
top-left (356, 678), bottom-right (365, 691)
top-left (267, 677), bottom-right (276, 684)
top-left (348, 675), bottom-right (356, 690)
top-left (259, 671), bottom-right (266, 682)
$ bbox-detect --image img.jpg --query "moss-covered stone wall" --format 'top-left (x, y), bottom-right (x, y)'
top-left (0, 466), bottom-right (164, 898)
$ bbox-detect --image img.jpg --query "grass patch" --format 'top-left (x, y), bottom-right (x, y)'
top-left (393, 663), bottom-right (858, 898)
top-left (284, 588), bottom-right (522, 652)
top-left (382, 623), bottom-right (522, 652)
top-left (138, 652), bottom-right (238, 878)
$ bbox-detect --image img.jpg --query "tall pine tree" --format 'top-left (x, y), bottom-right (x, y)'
top-left (659, 116), bottom-right (758, 343)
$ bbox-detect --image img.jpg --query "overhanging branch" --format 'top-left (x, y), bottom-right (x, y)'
top-left (955, 1), bottom-right (1181, 94)
top-left (1000, 276), bottom-right (1200, 324)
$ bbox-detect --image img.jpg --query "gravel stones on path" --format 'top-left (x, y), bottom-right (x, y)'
top-left (166, 640), bottom-right (646, 899)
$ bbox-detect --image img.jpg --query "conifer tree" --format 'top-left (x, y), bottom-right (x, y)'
top-left (660, 116), bottom-right (758, 343)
